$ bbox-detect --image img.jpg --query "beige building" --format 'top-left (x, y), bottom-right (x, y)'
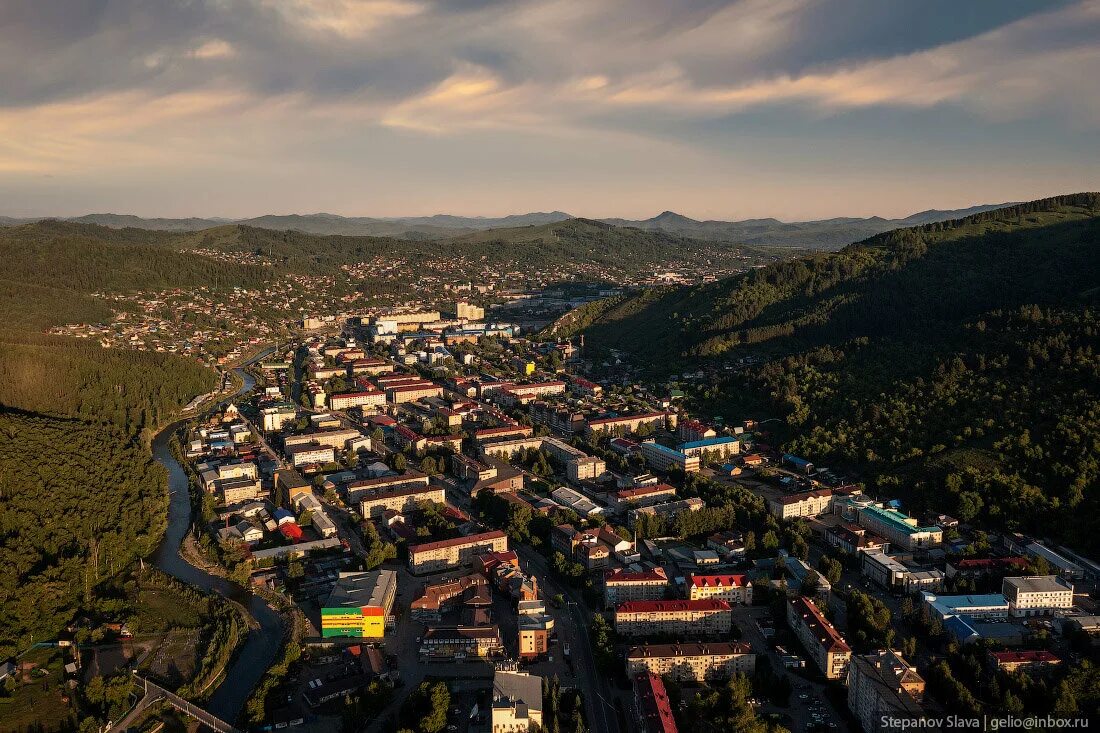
top-left (1003, 575), bottom-right (1074, 617)
top-left (686, 574), bottom-right (753, 605)
top-left (409, 530), bottom-right (509, 574)
top-left (455, 301), bottom-right (485, 321)
top-left (604, 568), bottom-right (670, 609)
top-left (330, 390), bottom-right (387, 410)
top-left (356, 478), bottom-right (440, 518)
top-left (847, 650), bottom-right (925, 732)
top-left (347, 471), bottom-right (430, 503)
top-left (768, 489), bottom-right (834, 520)
top-left (284, 428), bottom-right (364, 451)
top-left (218, 477), bottom-right (264, 505)
top-left (626, 642), bottom-right (756, 682)
top-left (491, 671), bottom-right (543, 733)
top-left (614, 599), bottom-right (732, 637)
top-left (787, 596), bottom-right (851, 680)
top-left (387, 383), bottom-right (444, 403)
top-left (285, 443), bottom-right (335, 467)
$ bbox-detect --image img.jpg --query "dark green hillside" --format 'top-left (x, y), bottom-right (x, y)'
top-left (563, 193), bottom-right (1100, 551)
top-left (560, 194), bottom-right (1100, 366)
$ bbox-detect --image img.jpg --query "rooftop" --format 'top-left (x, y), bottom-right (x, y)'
top-left (617, 599), bottom-right (730, 614)
top-left (322, 570), bottom-right (397, 611)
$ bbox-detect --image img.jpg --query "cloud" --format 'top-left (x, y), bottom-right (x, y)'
top-left (190, 38), bottom-right (236, 59)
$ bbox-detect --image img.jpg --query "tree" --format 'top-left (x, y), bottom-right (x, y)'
top-left (393, 453), bottom-right (407, 472)
top-left (817, 555), bottom-right (843, 586)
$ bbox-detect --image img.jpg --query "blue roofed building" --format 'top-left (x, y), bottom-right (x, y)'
top-left (857, 504), bottom-right (943, 551)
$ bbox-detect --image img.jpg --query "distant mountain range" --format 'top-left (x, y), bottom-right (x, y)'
top-left (0, 203), bottom-right (1014, 250)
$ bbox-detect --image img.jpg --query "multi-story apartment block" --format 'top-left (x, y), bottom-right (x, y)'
top-left (626, 642), bottom-right (755, 682)
top-left (386, 383), bottom-right (444, 403)
top-left (284, 428), bottom-right (364, 451)
top-left (857, 505), bottom-right (943, 551)
top-left (687, 574), bottom-right (753, 605)
top-left (261, 402), bottom-right (298, 432)
top-left (218, 477), bottom-right (264, 505)
top-left (408, 530), bottom-right (509, 574)
top-left (329, 390), bottom-right (387, 410)
top-left (355, 478), bottom-right (440, 518)
top-left (604, 568), bottom-right (670, 609)
top-left (768, 489), bottom-right (834, 520)
top-left (455, 301), bottom-right (484, 321)
top-left (611, 483), bottom-right (678, 510)
top-left (1002, 575), bottom-right (1074, 617)
top-left (787, 596), bottom-right (851, 680)
top-left (639, 442), bottom-right (700, 474)
top-left (677, 436), bottom-right (741, 461)
top-left (615, 600), bottom-right (732, 637)
top-left (285, 443), bottom-right (335, 467)
top-left (587, 412), bottom-right (677, 436)
top-left (847, 650), bottom-right (925, 732)
top-left (632, 672), bottom-right (679, 733)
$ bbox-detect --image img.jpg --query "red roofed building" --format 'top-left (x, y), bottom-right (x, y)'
top-left (687, 574), bottom-right (753, 605)
top-left (279, 522), bottom-right (304, 542)
top-left (603, 567), bottom-right (670, 609)
top-left (990, 650), bottom-right (1062, 673)
top-left (787, 596), bottom-right (851, 679)
top-left (946, 556), bottom-right (1030, 579)
top-left (408, 530), bottom-right (509, 574)
top-left (633, 673), bottom-right (679, 733)
top-left (615, 599), bottom-right (732, 637)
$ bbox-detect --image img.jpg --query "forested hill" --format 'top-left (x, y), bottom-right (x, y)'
top-left (558, 193), bottom-right (1100, 552)
top-left (553, 193), bottom-right (1100, 366)
top-left (0, 220), bottom-right (221, 656)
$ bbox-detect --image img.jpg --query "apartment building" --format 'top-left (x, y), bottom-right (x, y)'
top-left (768, 489), bottom-right (834, 520)
top-left (474, 425), bottom-right (534, 443)
top-left (347, 470), bottom-right (432, 506)
top-left (1003, 575), bottom-right (1074, 617)
top-left (847, 651), bottom-right (925, 732)
top-left (285, 443), bottom-right (335, 467)
top-left (861, 551), bottom-right (945, 593)
top-left (639, 442), bottom-right (700, 474)
top-left (686, 574), bottom-right (753, 605)
top-left (587, 412), bottom-right (676, 436)
top-left (632, 673), bottom-right (679, 733)
top-left (408, 530), bottom-right (509, 574)
top-left (614, 600), bottom-right (732, 637)
top-left (518, 610), bottom-right (554, 659)
top-left (479, 436), bottom-right (545, 460)
top-left (611, 483), bottom-right (678, 510)
top-left (629, 497), bottom-right (705, 527)
top-left (857, 505), bottom-right (943, 551)
top-left (329, 390), bottom-right (387, 410)
top-left (358, 482), bottom-right (441, 518)
top-left (626, 642), bottom-right (755, 682)
top-left (387, 383), bottom-right (444, 403)
top-left (284, 428), bottom-right (364, 451)
top-left (261, 402), bottom-right (297, 432)
top-left (218, 477), bottom-right (264, 506)
top-left (455, 301), bottom-right (484, 321)
top-left (604, 568), bottom-right (670, 609)
top-left (786, 596), bottom-right (851, 680)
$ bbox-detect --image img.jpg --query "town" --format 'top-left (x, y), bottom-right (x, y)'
top-left (137, 300), bottom-right (1100, 732)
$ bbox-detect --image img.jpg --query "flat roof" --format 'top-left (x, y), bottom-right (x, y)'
top-left (323, 570), bottom-right (396, 611)
top-left (410, 530), bottom-right (507, 555)
top-left (1003, 575), bottom-right (1073, 594)
top-left (860, 504), bottom-right (941, 534)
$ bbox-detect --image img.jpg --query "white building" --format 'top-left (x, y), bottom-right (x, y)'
top-left (1003, 575), bottom-right (1074, 617)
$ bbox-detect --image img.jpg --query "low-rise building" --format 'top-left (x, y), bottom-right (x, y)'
top-left (847, 650), bottom-right (925, 732)
top-left (419, 625), bottom-right (504, 660)
top-left (626, 642), bottom-right (755, 682)
top-left (320, 570), bottom-right (398, 639)
top-left (861, 551), bottom-right (944, 593)
top-left (615, 599), bottom-right (732, 637)
top-left (408, 530), bottom-right (509, 574)
top-left (989, 650), bottom-right (1062, 673)
top-left (786, 596), bottom-right (851, 680)
top-left (1002, 575), bottom-right (1074, 617)
top-left (920, 591), bottom-right (1010, 622)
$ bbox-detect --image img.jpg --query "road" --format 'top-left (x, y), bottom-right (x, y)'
top-left (515, 546), bottom-right (621, 733)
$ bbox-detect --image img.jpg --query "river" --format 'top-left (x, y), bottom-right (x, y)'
top-left (150, 353), bottom-right (285, 723)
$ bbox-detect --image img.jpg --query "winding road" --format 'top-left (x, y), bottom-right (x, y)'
top-left (149, 349), bottom-right (284, 723)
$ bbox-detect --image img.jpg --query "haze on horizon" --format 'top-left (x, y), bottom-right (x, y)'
top-left (1, 0), bottom-right (1098, 221)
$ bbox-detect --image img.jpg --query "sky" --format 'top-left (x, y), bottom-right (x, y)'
top-left (1, 0), bottom-right (1098, 221)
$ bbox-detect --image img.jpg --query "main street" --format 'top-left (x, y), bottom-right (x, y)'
top-left (516, 545), bottom-right (623, 733)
